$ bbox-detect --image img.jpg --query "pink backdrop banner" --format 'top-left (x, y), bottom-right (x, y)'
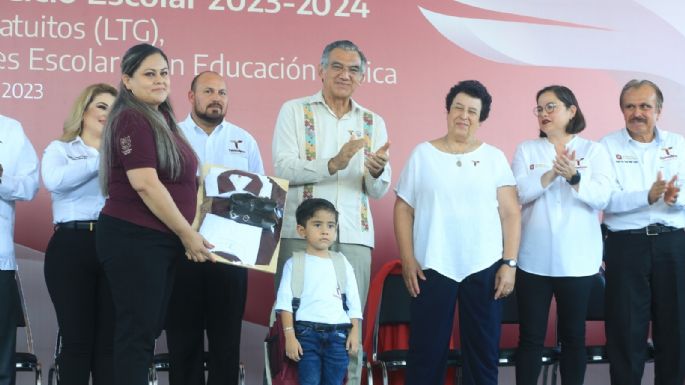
top-left (2, 0), bottom-right (684, 324)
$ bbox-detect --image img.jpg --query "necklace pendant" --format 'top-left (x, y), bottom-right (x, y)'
top-left (456, 160), bottom-right (462, 167)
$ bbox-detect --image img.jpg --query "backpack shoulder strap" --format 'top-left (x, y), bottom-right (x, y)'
top-left (329, 251), bottom-right (349, 312)
top-left (290, 251), bottom-right (306, 319)
top-left (328, 251), bottom-right (347, 292)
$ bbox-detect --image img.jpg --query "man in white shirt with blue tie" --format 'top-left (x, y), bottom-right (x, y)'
top-left (601, 79), bottom-right (685, 385)
top-left (0, 114), bottom-right (39, 385)
top-left (166, 71), bottom-right (264, 385)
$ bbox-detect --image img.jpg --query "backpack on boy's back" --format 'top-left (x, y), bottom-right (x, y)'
top-left (264, 251), bottom-right (349, 385)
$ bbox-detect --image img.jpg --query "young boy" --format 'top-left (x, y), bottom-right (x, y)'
top-left (275, 198), bottom-right (362, 385)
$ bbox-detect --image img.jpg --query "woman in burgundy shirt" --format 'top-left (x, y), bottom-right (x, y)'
top-left (96, 43), bottom-right (214, 385)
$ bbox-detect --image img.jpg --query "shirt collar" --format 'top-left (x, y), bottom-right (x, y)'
top-left (69, 135), bottom-right (88, 149)
top-left (621, 126), bottom-right (662, 144)
top-left (310, 91), bottom-right (362, 116)
top-left (544, 134), bottom-right (579, 148)
top-left (654, 127), bottom-right (663, 143)
top-left (184, 114), bottom-right (226, 136)
top-left (70, 136), bottom-right (85, 146)
top-left (69, 135), bottom-right (99, 154)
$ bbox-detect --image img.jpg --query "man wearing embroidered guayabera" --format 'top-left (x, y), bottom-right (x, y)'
top-left (272, 39), bottom-right (391, 385)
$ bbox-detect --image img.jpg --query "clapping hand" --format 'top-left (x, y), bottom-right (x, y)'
top-left (328, 133), bottom-right (366, 174)
top-left (553, 147), bottom-right (577, 181)
top-left (650, 171), bottom-right (679, 205)
top-left (664, 174), bottom-right (680, 205)
top-left (365, 141), bottom-right (390, 178)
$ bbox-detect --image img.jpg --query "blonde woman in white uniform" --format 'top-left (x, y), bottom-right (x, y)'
top-left (43, 84), bottom-right (117, 385)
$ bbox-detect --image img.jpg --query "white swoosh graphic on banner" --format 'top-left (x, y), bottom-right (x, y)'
top-left (419, 1), bottom-right (685, 85)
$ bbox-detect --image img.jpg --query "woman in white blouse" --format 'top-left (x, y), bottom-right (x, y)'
top-left (42, 84), bottom-right (117, 385)
top-left (512, 85), bottom-right (613, 385)
top-left (394, 80), bottom-right (521, 385)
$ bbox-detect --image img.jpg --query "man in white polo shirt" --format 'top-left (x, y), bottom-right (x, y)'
top-left (601, 79), bottom-right (685, 385)
top-left (0, 114), bottom-right (39, 385)
top-left (166, 71), bottom-right (264, 385)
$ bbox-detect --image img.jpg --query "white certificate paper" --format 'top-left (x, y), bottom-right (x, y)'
top-left (198, 213), bottom-right (263, 265)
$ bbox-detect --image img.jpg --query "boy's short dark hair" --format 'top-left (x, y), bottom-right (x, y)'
top-left (296, 198), bottom-right (339, 227)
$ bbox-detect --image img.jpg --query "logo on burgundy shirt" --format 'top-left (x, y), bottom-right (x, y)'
top-left (120, 136), bottom-right (132, 155)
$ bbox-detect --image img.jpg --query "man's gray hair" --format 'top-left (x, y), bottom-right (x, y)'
top-left (620, 79), bottom-right (664, 111)
top-left (320, 40), bottom-right (367, 73)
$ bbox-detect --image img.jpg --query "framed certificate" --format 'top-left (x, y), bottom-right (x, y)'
top-left (192, 164), bottom-right (289, 273)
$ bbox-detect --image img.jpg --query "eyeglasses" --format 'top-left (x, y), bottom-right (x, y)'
top-left (328, 63), bottom-right (362, 78)
top-left (533, 102), bottom-right (560, 116)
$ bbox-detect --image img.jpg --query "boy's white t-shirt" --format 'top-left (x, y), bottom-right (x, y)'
top-left (275, 253), bottom-right (363, 324)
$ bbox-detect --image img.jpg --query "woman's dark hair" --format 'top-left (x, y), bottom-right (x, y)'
top-left (536, 85), bottom-right (586, 138)
top-left (100, 44), bottom-right (191, 194)
top-left (445, 80), bottom-right (492, 122)
top-left (296, 198), bottom-right (339, 227)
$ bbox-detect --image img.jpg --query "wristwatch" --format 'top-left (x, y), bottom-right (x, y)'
top-left (567, 171), bottom-right (581, 186)
top-left (501, 258), bottom-right (517, 268)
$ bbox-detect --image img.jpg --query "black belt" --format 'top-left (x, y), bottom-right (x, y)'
top-left (611, 224), bottom-right (682, 236)
top-left (295, 321), bottom-right (352, 332)
top-left (55, 220), bottom-right (97, 232)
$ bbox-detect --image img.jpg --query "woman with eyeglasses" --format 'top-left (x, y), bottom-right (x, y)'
top-left (511, 85), bottom-right (613, 385)
top-left (42, 83), bottom-right (117, 385)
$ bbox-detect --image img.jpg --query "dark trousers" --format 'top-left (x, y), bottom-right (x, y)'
top-left (44, 227), bottom-right (114, 385)
top-left (96, 214), bottom-right (180, 385)
top-left (166, 258), bottom-right (247, 385)
top-left (405, 263), bottom-right (502, 385)
top-left (604, 230), bottom-right (685, 385)
top-left (0, 270), bottom-right (20, 385)
top-left (515, 269), bottom-right (594, 385)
